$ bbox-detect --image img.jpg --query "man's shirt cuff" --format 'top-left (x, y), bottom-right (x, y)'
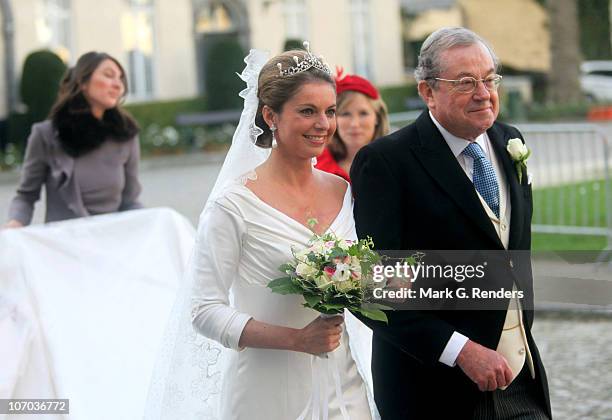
top-left (439, 331), bottom-right (469, 367)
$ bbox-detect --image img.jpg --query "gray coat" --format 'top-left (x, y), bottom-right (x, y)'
top-left (8, 120), bottom-right (143, 225)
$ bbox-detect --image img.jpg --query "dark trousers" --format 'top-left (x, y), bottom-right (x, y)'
top-left (472, 363), bottom-right (550, 420)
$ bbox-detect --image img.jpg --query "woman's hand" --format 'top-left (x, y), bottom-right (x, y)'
top-left (294, 315), bottom-right (344, 355)
top-left (2, 219), bottom-right (23, 229)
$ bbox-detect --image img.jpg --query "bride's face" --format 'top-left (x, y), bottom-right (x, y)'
top-left (274, 81), bottom-right (336, 158)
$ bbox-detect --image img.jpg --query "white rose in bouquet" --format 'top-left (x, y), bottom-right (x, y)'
top-left (296, 261), bottom-right (318, 278)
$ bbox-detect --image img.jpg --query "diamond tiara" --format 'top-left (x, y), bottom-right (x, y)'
top-left (277, 41), bottom-right (333, 77)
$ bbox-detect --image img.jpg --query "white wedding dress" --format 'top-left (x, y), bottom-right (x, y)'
top-left (188, 177), bottom-right (374, 420)
top-left (144, 48), bottom-right (377, 420)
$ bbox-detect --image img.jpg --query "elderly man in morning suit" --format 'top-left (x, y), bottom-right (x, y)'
top-left (350, 27), bottom-right (552, 419)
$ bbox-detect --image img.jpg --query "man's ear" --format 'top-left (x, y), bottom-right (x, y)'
top-left (418, 80), bottom-right (436, 110)
top-left (262, 105), bottom-right (276, 128)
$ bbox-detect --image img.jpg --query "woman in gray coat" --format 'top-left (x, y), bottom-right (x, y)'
top-left (4, 51), bottom-right (142, 228)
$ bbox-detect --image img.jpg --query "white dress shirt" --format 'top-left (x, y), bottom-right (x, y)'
top-left (429, 112), bottom-right (510, 367)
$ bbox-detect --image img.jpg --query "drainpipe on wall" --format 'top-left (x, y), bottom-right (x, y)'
top-left (1, 0), bottom-right (16, 116)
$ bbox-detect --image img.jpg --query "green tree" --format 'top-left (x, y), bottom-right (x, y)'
top-left (9, 50), bottom-right (66, 152)
top-left (578, 0), bottom-right (612, 59)
top-left (204, 37), bottom-right (245, 110)
top-left (283, 38), bottom-right (305, 51)
top-left (20, 50), bottom-right (67, 123)
top-left (547, 0), bottom-right (583, 103)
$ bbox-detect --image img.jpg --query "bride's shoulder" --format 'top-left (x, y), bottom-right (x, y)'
top-left (316, 169), bottom-right (350, 200)
top-left (206, 180), bottom-right (253, 214)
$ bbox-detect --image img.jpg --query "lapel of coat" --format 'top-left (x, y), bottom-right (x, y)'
top-left (45, 125), bottom-right (89, 217)
top-left (411, 112), bottom-right (504, 249)
top-left (487, 124), bottom-right (525, 250)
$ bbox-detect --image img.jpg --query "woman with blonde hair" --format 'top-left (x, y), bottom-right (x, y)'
top-left (315, 69), bottom-right (389, 182)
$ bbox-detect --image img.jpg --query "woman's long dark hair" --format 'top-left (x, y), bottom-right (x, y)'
top-left (49, 51), bottom-right (139, 157)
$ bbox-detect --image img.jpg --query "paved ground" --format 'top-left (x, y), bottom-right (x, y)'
top-left (533, 312), bottom-right (612, 419)
top-left (1, 151), bottom-right (611, 419)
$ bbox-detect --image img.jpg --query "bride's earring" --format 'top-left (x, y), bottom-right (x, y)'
top-left (270, 124), bottom-right (278, 149)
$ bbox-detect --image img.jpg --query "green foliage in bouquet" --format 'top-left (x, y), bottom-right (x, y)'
top-left (268, 231), bottom-right (391, 323)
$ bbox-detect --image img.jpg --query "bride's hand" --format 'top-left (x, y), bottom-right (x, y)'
top-left (294, 315), bottom-right (344, 355)
top-left (2, 219), bottom-right (23, 229)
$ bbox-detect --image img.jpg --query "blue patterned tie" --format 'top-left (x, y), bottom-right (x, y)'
top-left (462, 142), bottom-right (500, 218)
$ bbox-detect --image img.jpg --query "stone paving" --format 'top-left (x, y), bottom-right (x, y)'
top-left (533, 312), bottom-right (612, 419)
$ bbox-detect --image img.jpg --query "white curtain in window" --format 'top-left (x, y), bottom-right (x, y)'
top-left (283, 0), bottom-right (309, 41)
top-left (37, 0), bottom-right (72, 62)
top-left (122, 0), bottom-right (156, 99)
top-left (350, 0), bottom-right (373, 79)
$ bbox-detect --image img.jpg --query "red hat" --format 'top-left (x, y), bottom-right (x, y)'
top-left (335, 67), bottom-right (380, 99)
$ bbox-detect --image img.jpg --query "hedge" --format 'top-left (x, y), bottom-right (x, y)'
top-left (379, 83), bottom-right (420, 113)
top-left (204, 38), bottom-right (245, 111)
top-left (124, 96), bottom-right (207, 129)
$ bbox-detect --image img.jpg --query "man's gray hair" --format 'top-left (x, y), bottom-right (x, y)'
top-left (414, 27), bottom-right (500, 86)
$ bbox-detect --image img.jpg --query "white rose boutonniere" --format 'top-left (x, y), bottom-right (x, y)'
top-left (506, 138), bottom-right (531, 184)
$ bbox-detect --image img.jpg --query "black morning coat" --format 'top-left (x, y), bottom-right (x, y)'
top-left (350, 111), bottom-right (552, 419)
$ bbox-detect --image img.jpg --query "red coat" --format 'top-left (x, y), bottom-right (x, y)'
top-left (314, 147), bottom-right (350, 182)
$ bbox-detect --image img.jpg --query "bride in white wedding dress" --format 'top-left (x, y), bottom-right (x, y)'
top-left (145, 46), bottom-right (378, 420)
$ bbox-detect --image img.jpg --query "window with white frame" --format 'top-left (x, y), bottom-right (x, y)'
top-left (350, 0), bottom-right (372, 79)
top-left (122, 0), bottom-right (156, 99)
top-left (283, 0), bottom-right (308, 41)
top-left (36, 0), bottom-right (73, 62)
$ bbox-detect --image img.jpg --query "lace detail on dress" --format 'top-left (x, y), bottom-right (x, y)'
top-left (239, 170), bottom-right (258, 185)
top-left (145, 293), bottom-right (230, 420)
top-left (189, 334), bottom-right (224, 406)
top-left (203, 49), bottom-right (270, 208)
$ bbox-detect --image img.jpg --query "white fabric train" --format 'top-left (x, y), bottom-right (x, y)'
top-left (0, 208), bottom-right (194, 420)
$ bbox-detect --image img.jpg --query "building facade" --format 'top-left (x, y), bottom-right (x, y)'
top-left (401, 0), bottom-right (550, 73)
top-left (0, 0), bottom-right (404, 119)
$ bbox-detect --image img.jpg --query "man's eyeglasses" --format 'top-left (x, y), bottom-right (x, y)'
top-left (429, 74), bottom-right (503, 93)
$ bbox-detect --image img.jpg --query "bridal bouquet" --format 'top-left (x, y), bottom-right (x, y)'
top-left (268, 228), bottom-right (390, 323)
